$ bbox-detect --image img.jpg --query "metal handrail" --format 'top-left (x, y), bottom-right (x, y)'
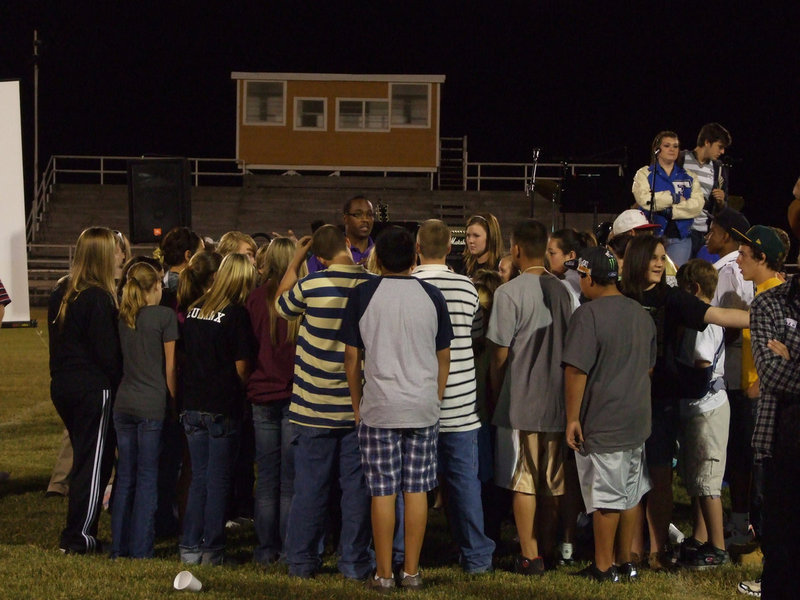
top-left (464, 161), bottom-right (625, 191)
top-left (26, 155), bottom-right (246, 244)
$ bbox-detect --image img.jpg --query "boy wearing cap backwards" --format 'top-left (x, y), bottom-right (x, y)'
top-left (732, 224), bottom-right (790, 544)
top-left (704, 207), bottom-right (756, 544)
top-left (340, 226), bottom-right (453, 591)
top-left (562, 247), bottom-right (657, 582)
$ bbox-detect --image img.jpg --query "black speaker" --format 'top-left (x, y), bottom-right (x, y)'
top-left (128, 158), bottom-right (191, 244)
top-left (559, 171), bottom-right (629, 215)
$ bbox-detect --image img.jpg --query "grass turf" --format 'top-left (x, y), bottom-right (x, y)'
top-left (0, 308), bottom-right (760, 599)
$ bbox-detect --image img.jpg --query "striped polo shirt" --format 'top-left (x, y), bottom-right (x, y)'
top-left (277, 263), bottom-right (376, 429)
top-left (412, 264), bottom-right (482, 432)
top-left (682, 152), bottom-right (715, 232)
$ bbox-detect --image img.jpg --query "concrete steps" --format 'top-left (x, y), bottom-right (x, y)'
top-left (27, 179), bottom-right (616, 305)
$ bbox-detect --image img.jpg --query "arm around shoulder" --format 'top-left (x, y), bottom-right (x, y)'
top-left (704, 305), bottom-right (750, 329)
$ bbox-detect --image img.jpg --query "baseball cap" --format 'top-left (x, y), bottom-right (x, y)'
top-left (731, 225), bottom-right (787, 264)
top-left (713, 207), bottom-right (750, 236)
top-left (612, 209), bottom-right (660, 237)
top-left (564, 246), bottom-right (619, 281)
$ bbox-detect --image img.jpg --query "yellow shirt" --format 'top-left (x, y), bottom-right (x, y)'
top-left (741, 276), bottom-right (783, 389)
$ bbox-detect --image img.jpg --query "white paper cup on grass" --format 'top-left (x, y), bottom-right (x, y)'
top-left (174, 570), bottom-right (202, 592)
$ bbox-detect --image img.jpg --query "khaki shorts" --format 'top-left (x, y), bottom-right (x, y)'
top-left (509, 431), bottom-right (565, 496)
top-left (678, 402), bottom-right (730, 497)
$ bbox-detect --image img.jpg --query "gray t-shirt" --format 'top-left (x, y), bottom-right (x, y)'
top-left (487, 272), bottom-right (574, 432)
top-left (561, 295), bottom-right (657, 453)
top-left (115, 305), bottom-right (179, 420)
top-left (339, 276), bottom-right (453, 429)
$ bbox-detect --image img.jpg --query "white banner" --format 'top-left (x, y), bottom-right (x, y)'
top-left (0, 80), bottom-right (32, 324)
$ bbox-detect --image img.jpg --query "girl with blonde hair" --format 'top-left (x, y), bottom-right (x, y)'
top-left (462, 213), bottom-right (504, 279)
top-left (217, 230), bottom-right (258, 265)
top-left (48, 227), bottom-right (122, 554)
top-left (111, 262), bottom-right (179, 558)
top-left (246, 237), bottom-right (301, 564)
top-left (179, 253), bottom-right (257, 565)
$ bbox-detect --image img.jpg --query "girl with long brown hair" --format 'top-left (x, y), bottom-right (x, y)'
top-left (245, 237), bottom-right (302, 564)
top-left (462, 213), bottom-right (504, 279)
top-left (48, 227), bottom-right (122, 554)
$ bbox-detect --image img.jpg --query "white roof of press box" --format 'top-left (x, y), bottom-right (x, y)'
top-left (231, 72), bottom-right (445, 83)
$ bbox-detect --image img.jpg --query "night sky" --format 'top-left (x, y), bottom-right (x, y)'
top-left (3, 3), bottom-right (799, 230)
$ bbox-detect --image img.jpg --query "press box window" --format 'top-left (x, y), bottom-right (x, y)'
top-left (391, 83), bottom-right (429, 127)
top-left (336, 99), bottom-right (389, 131)
top-left (294, 98), bottom-right (326, 130)
top-left (244, 81), bottom-right (285, 125)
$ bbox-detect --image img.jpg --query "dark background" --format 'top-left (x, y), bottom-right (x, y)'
top-left (3, 3), bottom-right (799, 230)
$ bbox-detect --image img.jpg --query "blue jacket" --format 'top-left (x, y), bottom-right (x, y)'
top-left (632, 163), bottom-right (705, 239)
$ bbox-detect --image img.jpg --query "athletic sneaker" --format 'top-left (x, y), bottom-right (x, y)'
top-left (399, 571), bottom-right (423, 589)
top-left (573, 563), bottom-right (619, 583)
top-left (617, 561), bottom-right (639, 582)
top-left (365, 571), bottom-right (395, 593)
top-left (513, 554), bottom-right (545, 576)
top-left (683, 542), bottom-right (730, 570)
top-left (678, 537), bottom-right (703, 564)
top-left (737, 578), bottom-right (761, 597)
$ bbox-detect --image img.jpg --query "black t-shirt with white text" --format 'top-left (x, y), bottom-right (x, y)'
top-left (181, 303), bottom-right (255, 417)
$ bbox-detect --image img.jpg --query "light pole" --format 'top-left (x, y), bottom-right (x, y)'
top-left (33, 30), bottom-right (41, 205)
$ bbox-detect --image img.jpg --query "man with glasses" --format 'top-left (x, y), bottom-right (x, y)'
top-left (308, 196), bottom-right (375, 273)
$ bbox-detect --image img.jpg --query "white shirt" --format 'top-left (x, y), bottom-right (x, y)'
top-left (712, 250), bottom-right (755, 389)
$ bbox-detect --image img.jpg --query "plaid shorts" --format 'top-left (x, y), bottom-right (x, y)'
top-left (357, 422), bottom-right (439, 496)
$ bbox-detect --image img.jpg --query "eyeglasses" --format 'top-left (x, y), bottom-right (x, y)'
top-left (346, 211), bottom-right (375, 219)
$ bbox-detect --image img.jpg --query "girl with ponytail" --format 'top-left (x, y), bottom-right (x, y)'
top-left (111, 262), bottom-right (179, 558)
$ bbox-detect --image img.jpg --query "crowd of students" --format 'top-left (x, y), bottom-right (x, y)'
top-left (46, 154), bottom-right (796, 595)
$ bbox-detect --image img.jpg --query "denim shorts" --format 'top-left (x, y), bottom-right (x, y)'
top-left (357, 422), bottom-right (439, 496)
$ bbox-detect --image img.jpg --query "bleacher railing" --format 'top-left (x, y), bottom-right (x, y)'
top-left (27, 156), bottom-right (245, 243)
top-left (464, 161), bottom-right (625, 191)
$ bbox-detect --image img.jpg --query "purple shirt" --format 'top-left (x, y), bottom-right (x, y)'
top-left (306, 237), bottom-right (374, 273)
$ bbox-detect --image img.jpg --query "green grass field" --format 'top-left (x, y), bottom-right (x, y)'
top-left (0, 308), bottom-right (759, 599)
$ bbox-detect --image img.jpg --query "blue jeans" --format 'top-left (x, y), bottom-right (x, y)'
top-left (285, 425), bottom-right (373, 579)
top-left (179, 411), bottom-right (239, 564)
top-left (111, 411), bottom-right (163, 558)
top-left (438, 429), bottom-right (496, 572)
top-left (666, 235), bottom-right (692, 268)
top-left (252, 400), bottom-right (295, 564)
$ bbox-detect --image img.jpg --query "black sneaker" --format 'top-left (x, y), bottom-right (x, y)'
top-left (573, 563), bottom-right (619, 583)
top-left (683, 542), bottom-right (730, 570)
top-left (513, 554), bottom-right (545, 576)
top-left (679, 537), bottom-right (703, 564)
top-left (617, 562), bottom-right (639, 582)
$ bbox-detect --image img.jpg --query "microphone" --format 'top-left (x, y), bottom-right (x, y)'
top-left (653, 148), bottom-right (661, 156)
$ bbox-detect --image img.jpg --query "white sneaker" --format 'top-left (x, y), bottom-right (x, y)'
top-left (737, 578), bottom-right (761, 597)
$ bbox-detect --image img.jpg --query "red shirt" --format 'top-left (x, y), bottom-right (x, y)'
top-left (245, 282), bottom-right (296, 404)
